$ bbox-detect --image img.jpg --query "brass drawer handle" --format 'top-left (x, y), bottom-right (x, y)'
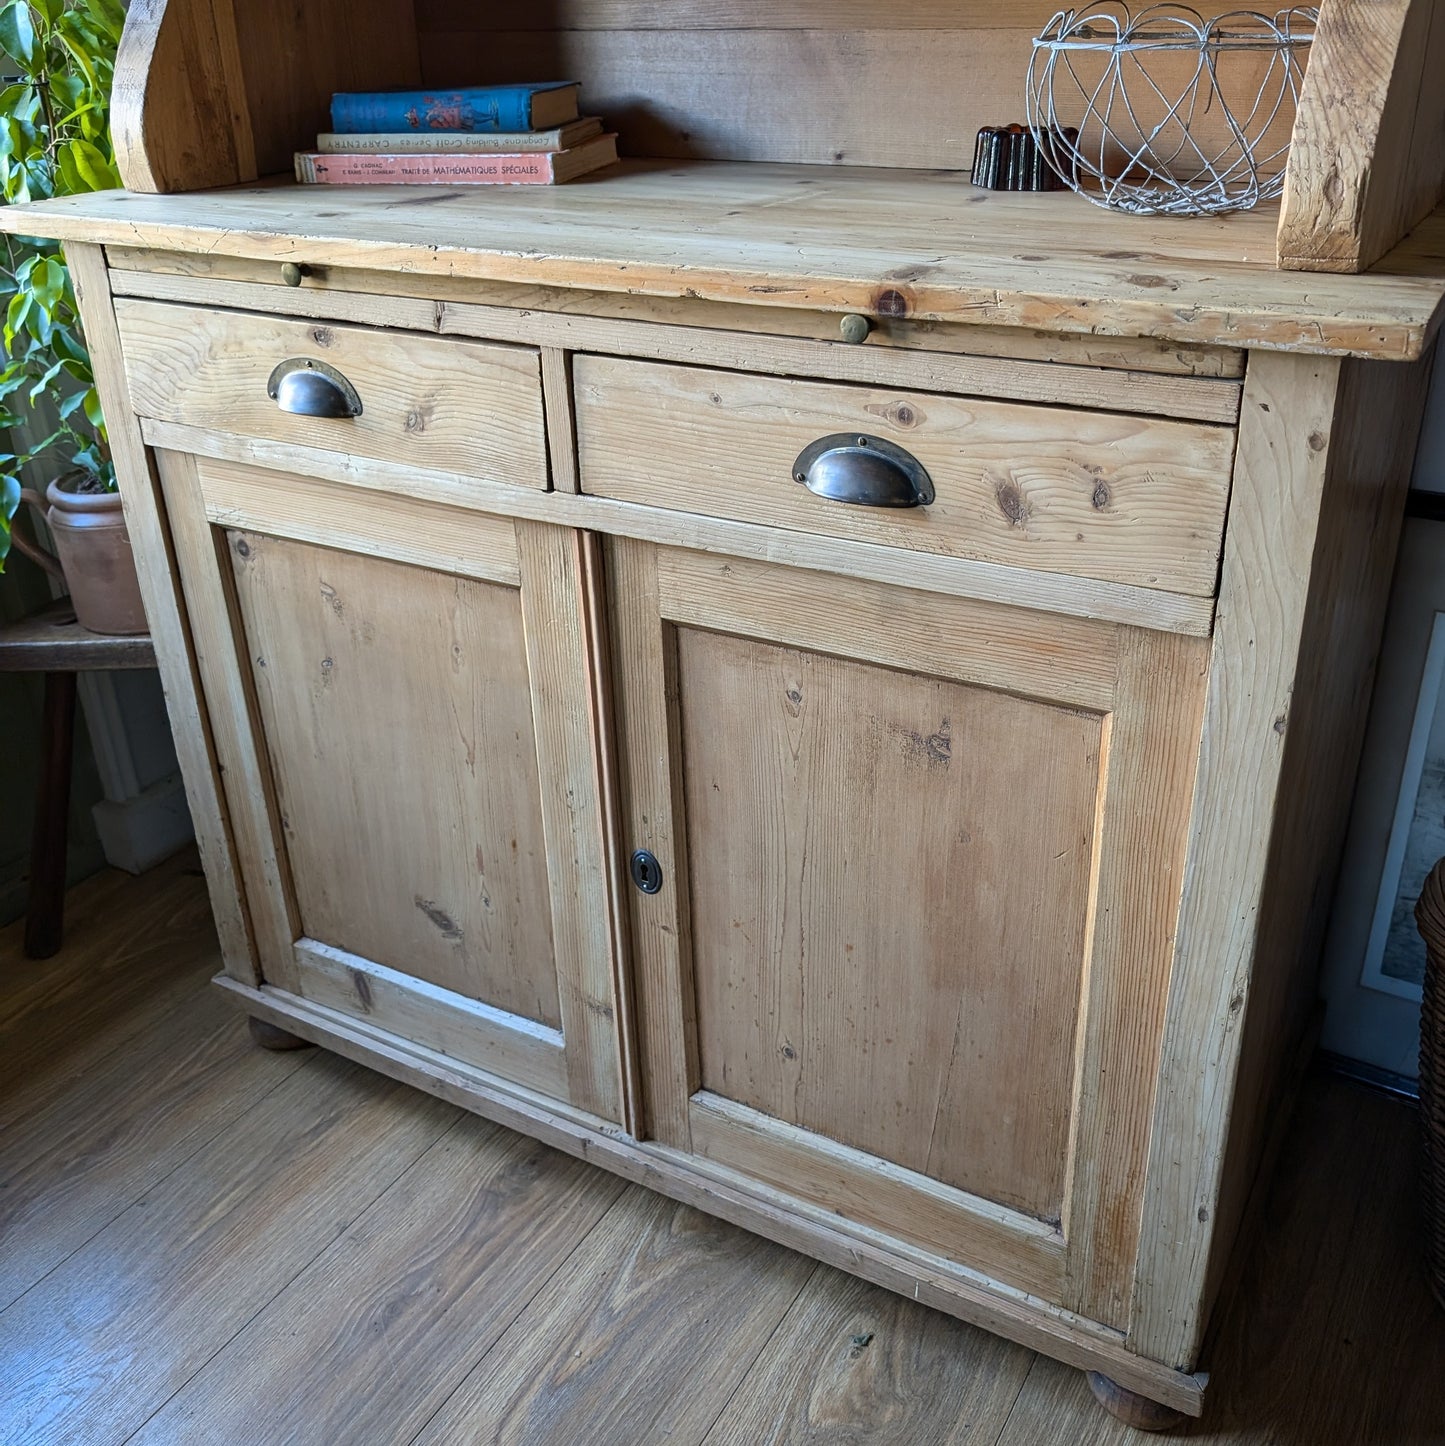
top-left (792, 433), bottom-right (934, 508)
top-left (267, 358), bottom-right (363, 419)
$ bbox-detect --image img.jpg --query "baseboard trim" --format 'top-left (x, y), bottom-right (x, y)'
top-left (1320, 1050), bottom-right (1420, 1102)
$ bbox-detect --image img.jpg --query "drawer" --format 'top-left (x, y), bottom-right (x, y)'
top-left (115, 298), bottom-right (547, 490)
top-left (574, 356), bottom-right (1236, 597)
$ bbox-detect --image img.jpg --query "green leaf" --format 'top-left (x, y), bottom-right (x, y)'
top-left (26, 356), bottom-right (65, 398)
top-left (29, 254), bottom-right (65, 311)
top-left (3, 159), bottom-right (30, 204)
top-left (56, 386), bottom-right (86, 419)
top-left (4, 288), bottom-right (31, 347)
top-left (64, 137), bottom-right (118, 193)
top-left (54, 20), bottom-right (98, 93)
top-left (0, 3), bottom-right (38, 73)
top-left (71, 441), bottom-right (102, 476)
top-left (49, 71), bottom-right (83, 113)
top-left (21, 153), bottom-right (51, 200)
top-left (1, 473), bottom-right (19, 524)
top-left (49, 325), bottom-right (88, 366)
top-left (55, 141), bottom-right (82, 195)
top-left (24, 296), bottom-right (54, 345)
top-left (81, 385), bottom-right (103, 428)
top-left (82, 0), bottom-right (123, 44)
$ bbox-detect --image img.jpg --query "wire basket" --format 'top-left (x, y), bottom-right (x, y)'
top-left (1026, 6), bottom-right (1318, 216)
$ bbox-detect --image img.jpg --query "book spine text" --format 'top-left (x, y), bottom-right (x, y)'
top-left (331, 87), bottom-right (542, 134)
top-left (296, 152), bottom-right (558, 185)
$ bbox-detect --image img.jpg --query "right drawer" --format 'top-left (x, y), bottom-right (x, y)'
top-left (573, 355), bottom-right (1236, 597)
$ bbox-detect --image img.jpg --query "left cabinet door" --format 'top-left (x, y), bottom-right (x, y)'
top-left (154, 450), bottom-right (622, 1122)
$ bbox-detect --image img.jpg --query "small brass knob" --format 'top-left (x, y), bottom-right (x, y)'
top-left (839, 313), bottom-right (873, 345)
top-left (280, 262), bottom-right (308, 288)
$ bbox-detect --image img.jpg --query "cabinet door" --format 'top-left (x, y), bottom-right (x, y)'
top-left (609, 538), bottom-right (1209, 1324)
top-left (156, 451), bottom-right (621, 1122)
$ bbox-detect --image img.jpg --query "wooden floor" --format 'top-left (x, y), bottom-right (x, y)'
top-left (2, 856), bottom-right (1443, 1445)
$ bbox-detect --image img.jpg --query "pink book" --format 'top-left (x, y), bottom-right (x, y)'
top-left (294, 134), bottom-right (617, 186)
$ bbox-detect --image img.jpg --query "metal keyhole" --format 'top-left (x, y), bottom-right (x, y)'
top-left (630, 849), bottom-right (663, 894)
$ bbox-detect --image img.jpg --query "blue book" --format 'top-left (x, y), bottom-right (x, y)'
top-left (330, 82), bottom-right (581, 135)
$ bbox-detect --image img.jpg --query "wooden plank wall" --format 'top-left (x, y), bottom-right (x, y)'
top-left (413, 0), bottom-right (1279, 172)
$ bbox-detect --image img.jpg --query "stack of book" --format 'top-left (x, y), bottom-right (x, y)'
top-left (294, 81), bottom-right (619, 187)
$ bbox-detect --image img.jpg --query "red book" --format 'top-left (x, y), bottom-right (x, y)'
top-left (294, 134), bottom-right (618, 186)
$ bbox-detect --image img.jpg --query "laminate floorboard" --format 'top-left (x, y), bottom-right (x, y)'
top-left (129, 1122), bottom-right (628, 1446)
top-left (995, 1081), bottom-right (1445, 1446)
top-left (414, 1186), bottom-right (818, 1445)
top-left (0, 864), bottom-right (1438, 1446)
top-left (0, 853), bottom-right (215, 1103)
top-left (702, 1269), bottom-right (1033, 1445)
top-left (0, 979), bottom-right (308, 1309)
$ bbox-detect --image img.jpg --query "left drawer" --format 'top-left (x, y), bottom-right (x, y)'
top-left (115, 298), bottom-right (548, 490)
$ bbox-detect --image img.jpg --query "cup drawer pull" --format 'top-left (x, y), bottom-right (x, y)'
top-left (792, 433), bottom-right (934, 509)
top-left (267, 358), bottom-right (363, 419)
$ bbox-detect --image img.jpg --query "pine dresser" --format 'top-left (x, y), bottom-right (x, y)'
top-left (6, 0), bottom-right (1445, 1426)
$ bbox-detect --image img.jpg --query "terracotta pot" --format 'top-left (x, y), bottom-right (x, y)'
top-left (16, 475), bottom-right (148, 636)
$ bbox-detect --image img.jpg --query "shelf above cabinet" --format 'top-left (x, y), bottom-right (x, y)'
top-left (8, 160), bottom-right (1444, 360)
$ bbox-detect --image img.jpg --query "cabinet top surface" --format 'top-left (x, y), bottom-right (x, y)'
top-left (9, 160), bottom-right (1445, 359)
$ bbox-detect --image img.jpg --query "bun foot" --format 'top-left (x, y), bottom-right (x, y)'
top-left (247, 1015), bottom-right (314, 1051)
top-left (1086, 1372), bottom-right (1187, 1432)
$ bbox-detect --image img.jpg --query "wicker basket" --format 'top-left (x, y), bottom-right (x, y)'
top-left (1412, 859), bottom-right (1445, 1311)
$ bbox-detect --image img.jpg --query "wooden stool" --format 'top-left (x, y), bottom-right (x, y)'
top-left (0, 600), bottom-right (155, 959)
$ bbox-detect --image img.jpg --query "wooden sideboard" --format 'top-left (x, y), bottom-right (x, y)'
top-left (7, 0), bottom-right (1445, 1428)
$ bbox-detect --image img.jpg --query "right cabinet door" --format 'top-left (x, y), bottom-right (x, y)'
top-left (607, 537), bottom-right (1209, 1327)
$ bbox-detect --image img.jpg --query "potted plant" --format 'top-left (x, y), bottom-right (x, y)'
top-left (0, 0), bottom-right (141, 634)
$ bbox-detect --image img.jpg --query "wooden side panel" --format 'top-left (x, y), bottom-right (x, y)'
top-left (112, 0), bottom-right (253, 192)
top-left (64, 245), bottom-right (257, 985)
top-left (113, 0), bottom-right (419, 193)
top-left (1129, 352), bottom-right (1346, 1368)
top-left (574, 357), bottom-right (1236, 597)
top-left (225, 529), bottom-right (562, 1029)
top-left (1279, 0), bottom-right (1445, 272)
top-left (1198, 350), bottom-right (1434, 1327)
top-left (678, 627), bottom-right (1103, 1222)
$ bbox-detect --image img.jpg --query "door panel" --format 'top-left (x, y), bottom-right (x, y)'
top-left (230, 530), bottom-right (561, 1026)
top-left (679, 627), bottom-right (1102, 1222)
top-left (609, 536), bottom-right (1209, 1321)
top-left (155, 449), bottom-right (622, 1121)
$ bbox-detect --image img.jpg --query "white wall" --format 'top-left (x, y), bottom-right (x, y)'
top-left (1413, 359), bottom-right (1445, 493)
top-left (1320, 354), bottom-right (1445, 1078)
